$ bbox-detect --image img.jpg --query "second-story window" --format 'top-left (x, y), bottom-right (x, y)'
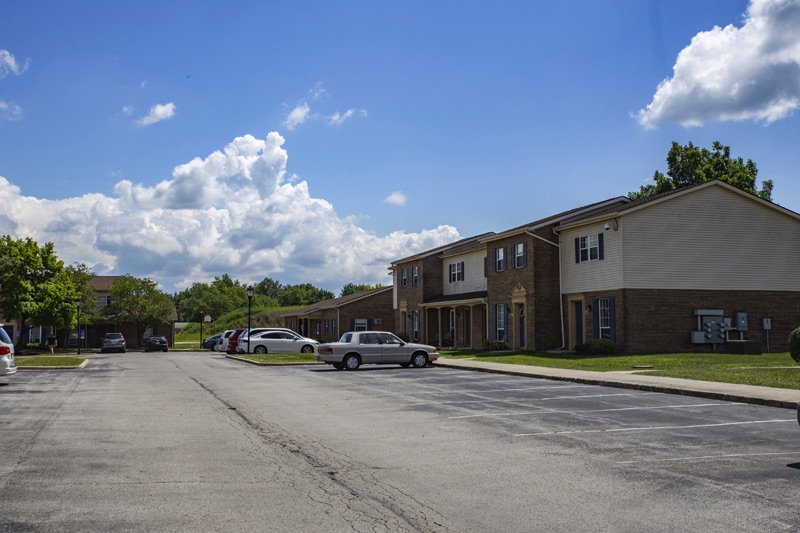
top-left (411, 266), bottom-right (419, 285)
top-left (513, 243), bottom-right (527, 268)
top-left (449, 262), bottom-right (464, 282)
top-left (576, 233), bottom-right (604, 263)
top-left (494, 247), bottom-right (506, 271)
top-left (401, 268), bottom-right (408, 287)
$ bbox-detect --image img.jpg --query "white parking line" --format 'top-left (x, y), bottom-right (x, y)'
top-left (616, 451), bottom-right (800, 464)
top-left (450, 402), bottom-right (740, 419)
top-left (406, 392), bottom-right (636, 406)
top-left (514, 419), bottom-right (796, 437)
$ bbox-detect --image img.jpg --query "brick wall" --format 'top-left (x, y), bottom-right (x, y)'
top-left (567, 288), bottom-right (800, 354)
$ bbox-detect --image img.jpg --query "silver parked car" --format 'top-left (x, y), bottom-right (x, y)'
top-left (238, 329), bottom-right (318, 354)
top-left (316, 331), bottom-right (438, 370)
top-left (0, 325), bottom-right (16, 378)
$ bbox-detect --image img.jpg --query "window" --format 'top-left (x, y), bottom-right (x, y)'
top-left (97, 295), bottom-right (112, 306)
top-left (494, 247), bottom-right (506, 271)
top-left (513, 242), bottom-right (526, 268)
top-left (324, 320), bottom-right (329, 334)
top-left (411, 266), bottom-right (419, 285)
top-left (411, 310), bottom-right (420, 341)
top-left (495, 304), bottom-right (507, 341)
top-left (598, 298), bottom-right (610, 339)
top-left (354, 318), bottom-right (368, 331)
top-left (575, 233), bottom-right (604, 263)
top-left (401, 268), bottom-right (408, 287)
top-left (449, 262), bottom-right (464, 282)
top-left (332, 319), bottom-right (337, 334)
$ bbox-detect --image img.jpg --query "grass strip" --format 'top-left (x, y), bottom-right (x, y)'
top-left (15, 356), bottom-right (86, 368)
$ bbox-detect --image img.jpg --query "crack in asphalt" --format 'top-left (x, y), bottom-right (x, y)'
top-left (187, 375), bottom-right (454, 533)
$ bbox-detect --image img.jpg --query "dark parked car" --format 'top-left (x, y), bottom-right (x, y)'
top-left (144, 336), bottom-right (169, 352)
top-left (100, 332), bottom-right (126, 353)
top-left (202, 334), bottom-right (221, 350)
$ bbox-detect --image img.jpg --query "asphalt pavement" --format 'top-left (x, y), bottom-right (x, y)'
top-left (434, 357), bottom-right (800, 410)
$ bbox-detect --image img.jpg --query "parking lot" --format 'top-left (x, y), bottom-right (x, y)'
top-left (2, 352), bottom-right (799, 532)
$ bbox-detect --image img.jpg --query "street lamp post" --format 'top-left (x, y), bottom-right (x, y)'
top-left (246, 286), bottom-right (254, 354)
top-left (199, 312), bottom-right (204, 350)
top-left (74, 299), bottom-right (81, 355)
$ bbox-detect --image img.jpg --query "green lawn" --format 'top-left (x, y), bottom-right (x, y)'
top-left (229, 353), bottom-right (319, 365)
top-left (439, 350), bottom-right (800, 390)
top-left (15, 356), bottom-right (86, 368)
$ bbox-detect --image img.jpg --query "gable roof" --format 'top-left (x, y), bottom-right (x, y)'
top-left (480, 196), bottom-right (631, 243)
top-left (555, 180), bottom-right (800, 231)
top-left (390, 232), bottom-right (496, 266)
top-left (283, 286), bottom-right (392, 317)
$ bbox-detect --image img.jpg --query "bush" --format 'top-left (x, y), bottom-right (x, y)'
top-left (487, 340), bottom-right (508, 351)
top-left (589, 338), bottom-right (615, 355)
top-left (574, 343), bottom-right (590, 354)
top-left (789, 327), bottom-right (800, 363)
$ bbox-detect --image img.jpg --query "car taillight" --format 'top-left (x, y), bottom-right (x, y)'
top-left (319, 347), bottom-right (333, 355)
top-left (0, 346), bottom-right (10, 355)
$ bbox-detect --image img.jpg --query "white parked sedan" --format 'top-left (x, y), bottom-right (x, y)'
top-left (0, 325), bottom-right (17, 378)
top-left (316, 331), bottom-right (438, 370)
top-left (237, 329), bottom-right (318, 354)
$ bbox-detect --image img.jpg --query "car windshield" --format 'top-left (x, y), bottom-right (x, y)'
top-left (0, 328), bottom-right (11, 344)
top-left (106, 333), bottom-right (123, 339)
top-left (339, 333), bottom-right (353, 343)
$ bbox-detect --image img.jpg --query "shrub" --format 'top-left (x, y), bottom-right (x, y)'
top-left (789, 327), bottom-right (800, 363)
top-left (574, 343), bottom-right (590, 354)
top-left (589, 338), bottom-right (615, 355)
top-left (487, 340), bottom-right (508, 351)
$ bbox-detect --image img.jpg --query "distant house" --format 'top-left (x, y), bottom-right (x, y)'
top-left (283, 287), bottom-right (395, 342)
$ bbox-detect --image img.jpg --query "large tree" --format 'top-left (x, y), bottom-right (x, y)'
top-left (106, 275), bottom-right (174, 347)
top-left (339, 283), bottom-right (383, 297)
top-left (0, 236), bottom-right (77, 349)
top-left (629, 141), bottom-right (773, 201)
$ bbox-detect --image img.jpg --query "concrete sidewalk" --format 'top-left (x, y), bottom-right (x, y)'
top-left (434, 358), bottom-right (800, 410)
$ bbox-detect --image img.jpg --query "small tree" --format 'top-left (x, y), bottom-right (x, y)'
top-left (789, 327), bottom-right (800, 363)
top-left (106, 275), bottom-right (174, 347)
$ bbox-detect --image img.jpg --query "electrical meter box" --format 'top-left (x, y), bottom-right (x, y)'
top-left (735, 312), bottom-right (748, 331)
top-left (762, 317), bottom-right (772, 330)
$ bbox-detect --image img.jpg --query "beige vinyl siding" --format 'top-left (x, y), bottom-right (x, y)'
top-left (443, 250), bottom-right (487, 295)
top-left (622, 186), bottom-right (800, 290)
top-left (561, 222), bottom-right (623, 293)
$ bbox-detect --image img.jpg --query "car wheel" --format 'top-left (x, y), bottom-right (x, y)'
top-left (254, 345), bottom-right (267, 354)
top-left (332, 362), bottom-right (344, 370)
top-left (411, 352), bottom-right (428, 368)
top-left (399, 362), bottom-right (411, 368)
top-left (343, 354), bottom-right (361, 370)
top-left (301, 345), bottom-right (314, 354)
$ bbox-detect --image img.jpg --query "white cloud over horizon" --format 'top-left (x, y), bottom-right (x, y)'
top-left (136, 102), bottom-right (176, 126)
top-left (0, 132), bottom-right (460, 293)
top-left (636, 0), bottom-right (800, 128)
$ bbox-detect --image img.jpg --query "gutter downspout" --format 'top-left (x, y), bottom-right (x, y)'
top-left (525, 229), bottom-right (565, 350)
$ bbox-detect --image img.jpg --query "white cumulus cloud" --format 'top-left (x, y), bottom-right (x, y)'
top-left (0, 132), bottom-right (460, 292)
top-left (0, 100), bottom-right (23, 120)
top-left (636, 0), bottom-right (800, 129)
top-left (136, 102), bottom-right (176, 126)
top-left (284, 102), bottom-right (311, 131)
top-left (384, 191), bottom-right (407, 206)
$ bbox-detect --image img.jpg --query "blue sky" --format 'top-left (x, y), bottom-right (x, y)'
top-left (1, 0), bottom-right (798, 294)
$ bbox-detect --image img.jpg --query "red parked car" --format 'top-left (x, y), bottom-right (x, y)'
top-left (226, 328), bottom-right (247, 354)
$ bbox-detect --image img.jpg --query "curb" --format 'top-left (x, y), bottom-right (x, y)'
top-left (224, 354), bottom-right (323, 366)
top-left (433, 360), bottom-right (800, 410)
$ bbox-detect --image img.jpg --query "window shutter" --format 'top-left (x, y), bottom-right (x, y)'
top-left (592, 298), bottom-right (599, 339)
top-left (510, 246), bottom-right (515, 269)
top-left (367, 319), bottom-right (373, 330)
top-left (609, 297), bottom-right (616, 341)
top-left (522, 242), bottom-right (528, 267)
top-left (491, 249), bottom-right (497, 272)
top-left (460, 261), bottom-right (465, 281)
top-left (506, 304), bottom-right (511, 342)
top-left (350, 319), bottom-right (355, 331)
top-left (492, 305), bottom-right (497, 341)
top-left (598, 233), bottom-right (604, 261)
top-left (574, 238), bottom-right (580, 263)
